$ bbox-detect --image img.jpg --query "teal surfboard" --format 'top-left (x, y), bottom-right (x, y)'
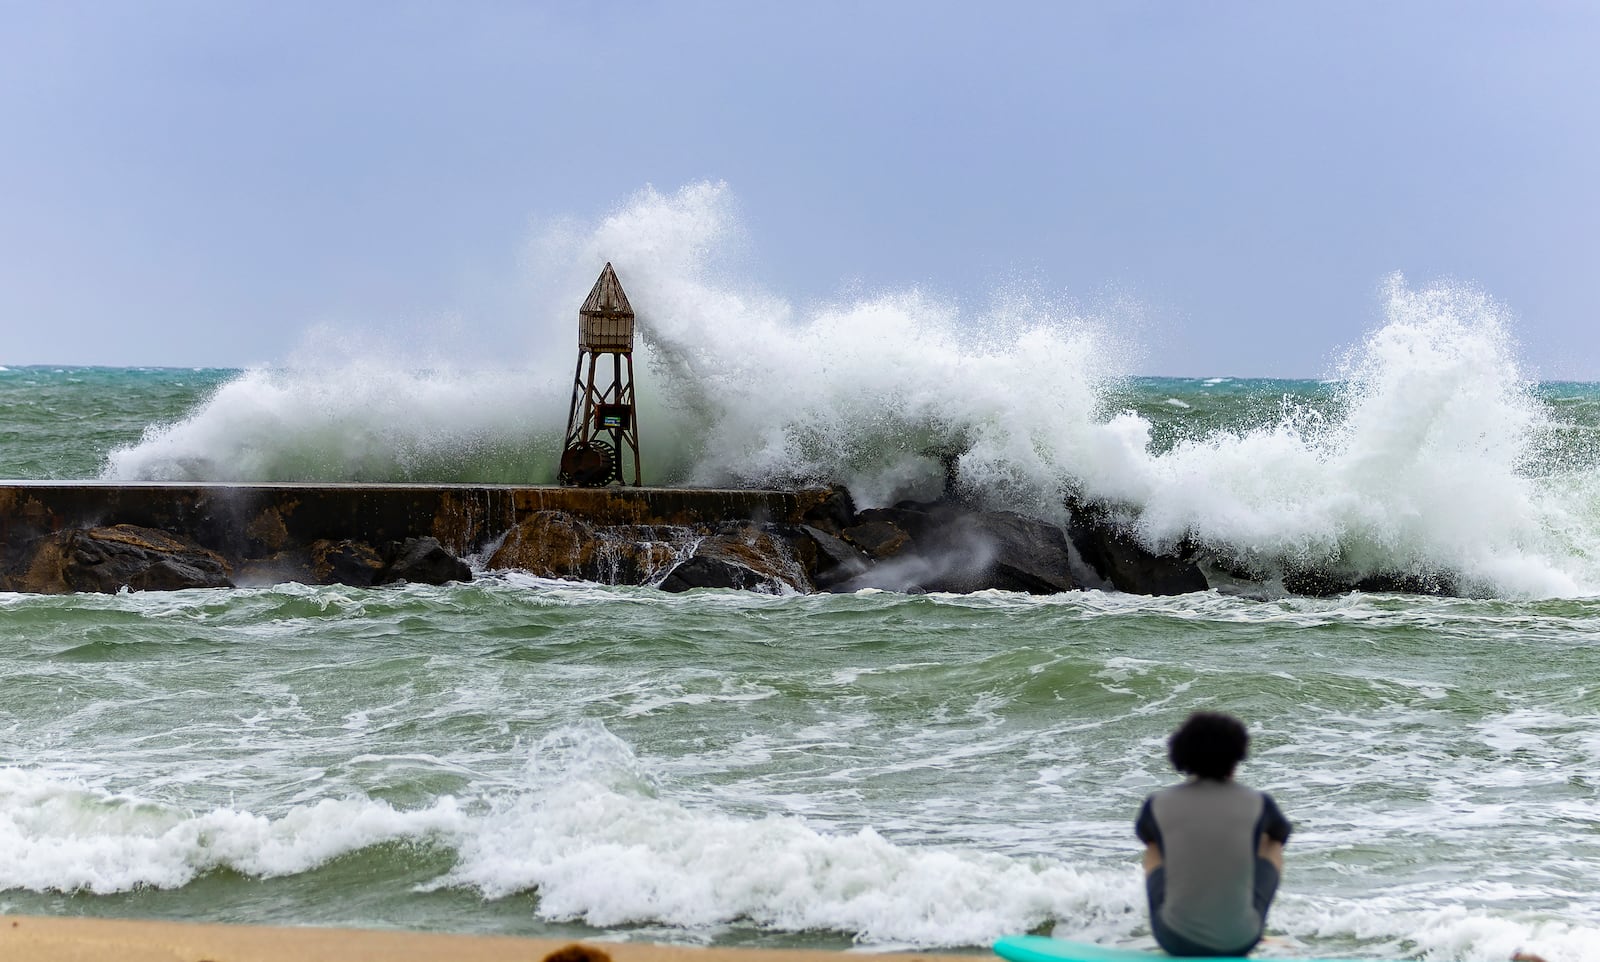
top-left (993, 934), bottom-right (1374, 962)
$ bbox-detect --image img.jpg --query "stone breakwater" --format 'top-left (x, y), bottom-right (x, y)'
top-left (0, 482), bottom-right (826, 594)
top-left (0, 481), bottom-right (1449, 598)
top-left (0, 481), bottom-right (1217, 597)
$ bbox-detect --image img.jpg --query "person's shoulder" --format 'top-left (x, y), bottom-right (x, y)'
top-left (1229, 780), bottom-right (1275, 800)
top-left (1252, 785), bottom-right (1286, 808)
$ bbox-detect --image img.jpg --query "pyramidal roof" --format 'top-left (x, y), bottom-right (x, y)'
top-left (580, 262), bottom-right (633, 316)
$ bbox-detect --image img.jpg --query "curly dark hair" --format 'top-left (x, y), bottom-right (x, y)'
top-left (1168, 711), bottom-right (1250, 780)
top-left (542, 945), bottom-right (614, 962)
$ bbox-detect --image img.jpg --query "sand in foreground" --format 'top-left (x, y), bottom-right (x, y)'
top-left (0, 916), bottom-right (980, 962)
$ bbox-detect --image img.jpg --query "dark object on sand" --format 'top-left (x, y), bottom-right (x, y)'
top-left (542, 945), bottom-right (614, 962)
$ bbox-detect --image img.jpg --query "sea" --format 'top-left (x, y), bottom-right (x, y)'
top-left (3, 192), bottom-right (1600, 962)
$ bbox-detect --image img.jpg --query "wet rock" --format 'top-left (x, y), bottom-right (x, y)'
top-left (659, 523), bottom-right (809, 593)
top-left (1279, 567), bottom-right (1351, 597)
top-left (311, 539), bottom-right (385, 587)
top-left (798, 483), bottom-right (858, 536)
top-left (1357, 571), bottom-right (1457, 596)
top-left (1282, 566), bottom-right (1458, 598)
top-left (487, 510), bottom-right (679, 585)
top-left (786, 524), bottom-right (871, 590)
top-left (234, 550), bottom-right (316, 587)
top-left (18, 524), bottom-right (234, 594)
top-left (1066, 504), bottom-right (1208, 596)
top-left (841, 519), bottom-right (912, 559)
top-left (657, 555), bottom-right (760, 592)
top-left (376, 536), bottom-right (472, 586)
top-left (856, 503), bottom-right (946, 541)
top-left (836, 503), bottom-right (1077, 595)
top-left (954, 509), bottom-right (1077, 594)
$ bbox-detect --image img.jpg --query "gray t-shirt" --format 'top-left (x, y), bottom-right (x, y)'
top-left (1135, 778), bottom-right (1291, 951)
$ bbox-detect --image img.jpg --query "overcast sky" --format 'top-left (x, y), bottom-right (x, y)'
top-left (3, 1), bottom-right (1597, 378)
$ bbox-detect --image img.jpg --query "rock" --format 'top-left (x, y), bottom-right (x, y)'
top-left (798, 483), bottom-right (857, 536)
top-left (1279, 567), bottom-right (1351, 597)
top-left (487, 510), bottom-right (679, 585)
top-left (234, 550), bottom-right (316, 587)
top-left (376, 536), bottom-right (472, 586)
top-left (1282, 566), bottom-right (1458, 598)
top-left (827, 501), bottom-right (1077, 595)
top-left (1357, 571), bottom-right (1457, 596)
top-left (658, 523), bottom-right (810, 593)
top-left (785, 524), bottom-right (871, 590)
top-left (311, 539), bottom-right (385, 587)
top-left (857, 503), bottom-right (946, 540)
top-left (1066, 505), bottom-right (1208, 596)
top-left (841, 519), bottom-right (911, 559)
top-left (18, 525), bottom-right (234, 594)
top-left (957, 510), bottom-right (1078, 594)
top-left (657, 555), bottom-right (761, 592)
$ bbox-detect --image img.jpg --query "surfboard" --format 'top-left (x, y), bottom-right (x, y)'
top-left (993, 934), bottom-right (1374, 962)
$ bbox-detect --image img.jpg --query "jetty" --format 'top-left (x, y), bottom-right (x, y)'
top-left (0, 481), bottom-right (843, 594)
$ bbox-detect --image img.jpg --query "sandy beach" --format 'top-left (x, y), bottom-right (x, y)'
top-left (0, 916), bottom-right (979, 962)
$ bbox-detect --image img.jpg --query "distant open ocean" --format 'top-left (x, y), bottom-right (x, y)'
top-left (3, 271), bottom-right (1599, 962)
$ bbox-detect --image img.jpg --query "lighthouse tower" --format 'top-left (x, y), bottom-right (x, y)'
top-left (558, 263), bottom-right (641, 487)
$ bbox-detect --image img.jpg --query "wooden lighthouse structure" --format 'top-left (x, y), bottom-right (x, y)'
top-left (558, 263), bottom-right (641, 487)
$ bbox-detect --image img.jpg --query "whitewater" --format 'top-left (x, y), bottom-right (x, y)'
top-left (2, 183), bottom-right (1599, 962)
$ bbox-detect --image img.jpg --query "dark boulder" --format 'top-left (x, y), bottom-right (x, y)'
top-left (856, 502), bottom-right (948, 541)
top-left (1282, 566), bottom-right (1458, 598)
top-left (1066, 506), bottom-right (1208, 596)
top-left (18, 524), bottom-right (234, 594)
top-left (955, 510), bottom-right (1077, 595)
top-left (785, 524), bottom-right (871, 590)
top-left (833, 502), bottom-right (1077, 595)
top-left (798, 483), bottom-right (858, 536)
top-left (311, 539), bottom-right (386, 587)
top-left (841, 519), bottom-right (912, 559)
top-left (658, 555), bottom-right (763, 592)
top-left (486, 511), bottom-right (680, 585)
top-left (377, 536), bottom-right (473, 586)
top-left (234, 550), bottom-right (316, 587)
top-left (658, 523), bottom-right (809, 594)
top-left (1357, 571), bottom-right (1457, 596)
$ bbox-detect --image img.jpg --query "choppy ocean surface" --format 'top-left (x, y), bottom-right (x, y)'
top-left (2, 361), bottom-right (1597, 962)
top-left (3, 188), bottom-right (1600, 961)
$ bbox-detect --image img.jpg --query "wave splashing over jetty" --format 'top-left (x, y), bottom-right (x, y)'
top-left (1121, 277), bottom-right (1592, 597)
top-left (100, 182), bottom-right (1600, 597)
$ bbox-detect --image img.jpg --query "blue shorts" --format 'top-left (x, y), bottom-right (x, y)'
top-left (1145, 858), bottom-right (1280, 957)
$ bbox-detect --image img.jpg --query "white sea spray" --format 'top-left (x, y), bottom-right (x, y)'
top-left (95, 181), bottom-right (1600, 596)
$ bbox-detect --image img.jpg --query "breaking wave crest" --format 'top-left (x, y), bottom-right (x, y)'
top-left (7, 717), bottom-right (1596, 960)
top-left (0, 727), bottom-right (1125, 947)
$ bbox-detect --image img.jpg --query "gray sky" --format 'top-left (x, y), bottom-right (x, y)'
top-left (3, 1), bottom-right (1597, 378)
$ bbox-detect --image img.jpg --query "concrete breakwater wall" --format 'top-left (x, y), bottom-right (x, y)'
top-left (0, 482), bottom-right (830, 593)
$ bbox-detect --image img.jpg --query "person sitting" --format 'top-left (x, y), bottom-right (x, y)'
top-left (1136, 711), bottom-right (1291, 957)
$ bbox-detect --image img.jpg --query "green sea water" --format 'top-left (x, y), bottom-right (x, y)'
top-left (2, 363), bottom-right (1599, 962)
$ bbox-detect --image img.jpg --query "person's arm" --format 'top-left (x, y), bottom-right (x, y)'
top-left (1257, 834), bottom-right (1284, 872)
top-left (1142, 842), bottom-right (1163, 873)
top-left (1258, 794), bottom-right (1290, 872)
top-left (1135, 797), bottom-right (1162, 875)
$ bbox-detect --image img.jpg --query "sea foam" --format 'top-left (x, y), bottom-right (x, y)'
top-left (6, 716), bottom-right (1598, 960)
top-left (0, 728), bottom-right (1132, 946)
